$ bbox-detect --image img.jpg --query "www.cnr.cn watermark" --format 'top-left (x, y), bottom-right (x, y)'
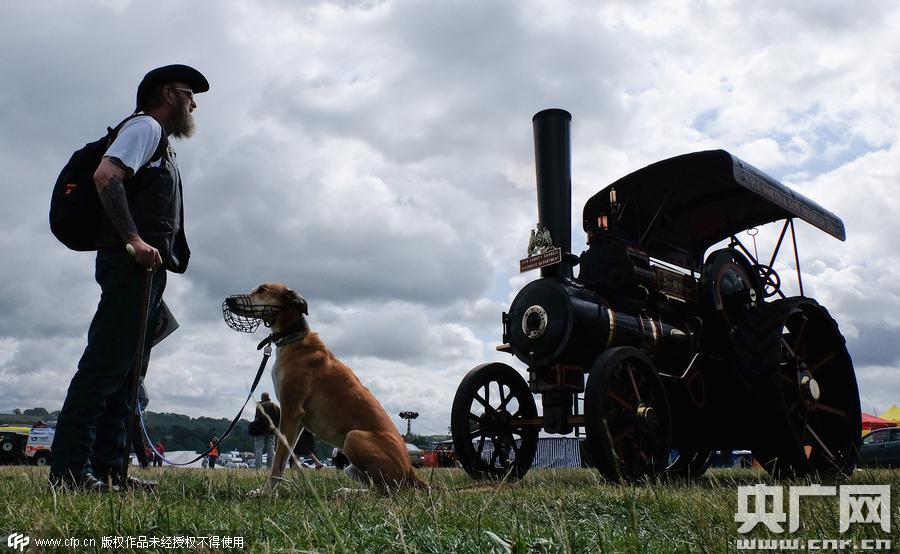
top-left (736, 538), bottom-right (892, 550)
top-left (735, 485), bottom-right (892, 551)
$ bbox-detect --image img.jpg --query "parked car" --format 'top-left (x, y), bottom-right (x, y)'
top-left (25, 423), bottom-right (55, 466)
top-left (0, 430), bottom-right (28, 464)
top-left (0, 425), bottom-right (31, 435)
top-left (859, 427), bottom-right (900, 468)
top-left (25, 427), bottom-right (56, 466)
top-left (406, 443), bottom-right (425, 468)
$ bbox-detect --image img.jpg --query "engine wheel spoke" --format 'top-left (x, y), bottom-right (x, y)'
top-left (473, 393), bottom-right (489, 411)
top-left (607, 389), bottom-right (635, 411)
top-left (781, 335), bottom-right (798, 361)
top-left (809, 352), bottom-right (836, 375)
top-left (498, 386), bottom-right (514, 411)
top-left (612, 424), bottom-right (636, 445)
top-left (626, 364), bottom-right (643, 404)
top-left (806, 425), bottom-right (837, 464)
top-left (816, 402), bottom-right (848, 419)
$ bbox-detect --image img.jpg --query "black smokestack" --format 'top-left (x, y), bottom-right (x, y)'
top-left (532, 108), bottom-right (572, 277)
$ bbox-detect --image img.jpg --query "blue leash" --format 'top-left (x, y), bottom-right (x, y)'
top-left (138, 342), bottom-right (273, 466)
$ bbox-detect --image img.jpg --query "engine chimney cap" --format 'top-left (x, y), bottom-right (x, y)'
top-left (533, 108), bottom-right (572, 122)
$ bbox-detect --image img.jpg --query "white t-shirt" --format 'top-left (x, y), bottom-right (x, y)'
top-left (104, 115), bottom-right (165, 173)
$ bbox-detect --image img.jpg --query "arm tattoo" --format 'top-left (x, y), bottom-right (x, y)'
top-left (105, 156), bottom-right (134, 176)
top-left (98, 175), bottom-right (139, 242)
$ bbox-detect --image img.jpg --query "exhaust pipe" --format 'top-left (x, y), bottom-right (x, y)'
top-left (532, 109), bottom-right (572, 278)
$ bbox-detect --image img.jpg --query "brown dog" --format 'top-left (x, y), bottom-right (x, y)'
top-left (225, 283), bottom-right (425, 494)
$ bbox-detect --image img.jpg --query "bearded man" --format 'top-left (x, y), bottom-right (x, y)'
top-left (49, 65), bottom-right (208, 491)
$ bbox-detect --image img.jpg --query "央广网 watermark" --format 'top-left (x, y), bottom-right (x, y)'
top-left (734, 484), bottom-right (892, 551)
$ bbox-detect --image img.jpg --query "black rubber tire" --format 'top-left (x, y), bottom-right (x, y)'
top-left (0, 439), bottom-right (15, 453)
top-left (451, 363), bottom-right (539, 481)
top-left (736, 298), bottom-right (861, 479)
top-left (584, 347), bottom-right (672, 483)
top-left (34, 452), bottom-right (51, 467)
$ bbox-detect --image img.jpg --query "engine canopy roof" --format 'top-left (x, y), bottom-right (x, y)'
top-left (582, 150), bottom-right (845, 269)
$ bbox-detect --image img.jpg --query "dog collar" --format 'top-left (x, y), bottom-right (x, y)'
top-left (257, 317), bottom-right (310, 350)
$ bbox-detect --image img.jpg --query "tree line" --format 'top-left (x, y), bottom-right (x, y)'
top-left (2, 409), bottom-right (449, 461)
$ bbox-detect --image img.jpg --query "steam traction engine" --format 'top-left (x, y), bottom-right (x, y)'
top-left (450, 109), bottom-right (861, 482)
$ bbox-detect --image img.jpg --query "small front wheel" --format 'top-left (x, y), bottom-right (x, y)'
top-left (584, 347), bottom-right (672, 483)
top-left (451, 363), bottom-right (539, 481)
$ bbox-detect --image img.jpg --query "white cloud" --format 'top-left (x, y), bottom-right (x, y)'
top-left (1, 0), bottom-right (898, 440)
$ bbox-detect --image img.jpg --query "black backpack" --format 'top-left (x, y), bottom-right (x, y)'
top-left (49, 115), bottom-right (167, 251)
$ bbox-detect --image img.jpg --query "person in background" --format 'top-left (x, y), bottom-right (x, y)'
top-left (153, 441), bottom-right (165, 467)
top-left (289, 429), bottom-right (324, 469)
top-left (208, 435), bottom-right (219, 469)
top-left (251, 392), bottom-right (280, 469)
top-left (133, 434), bottom-right (150, 469)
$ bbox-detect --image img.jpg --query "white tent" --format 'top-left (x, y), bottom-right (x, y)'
top-left (131, 450), bottom-right (209, 469)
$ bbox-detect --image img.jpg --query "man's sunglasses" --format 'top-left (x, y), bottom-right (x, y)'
top-left (171, 87), bottom-right (195, 100)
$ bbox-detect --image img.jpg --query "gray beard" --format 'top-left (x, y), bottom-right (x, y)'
top-left (170, 99), bottom-right (195, 139)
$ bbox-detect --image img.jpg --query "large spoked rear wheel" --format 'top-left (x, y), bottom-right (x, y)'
top-left (451, 363), bottom-right (539, 481)
top-left (584, 347), bottom-right (672, 483)
top-left (739, 298), bottom-right (861, 478)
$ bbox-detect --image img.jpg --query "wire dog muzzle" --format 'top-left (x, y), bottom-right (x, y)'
top-left (222, 294), bottom-right (282, 333)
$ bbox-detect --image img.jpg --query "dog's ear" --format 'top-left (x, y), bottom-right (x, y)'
top-left (283, 289), bottom-right (309, 315)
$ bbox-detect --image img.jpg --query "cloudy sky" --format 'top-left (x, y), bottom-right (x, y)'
top-left (1, 1), bottom-right (898, 439)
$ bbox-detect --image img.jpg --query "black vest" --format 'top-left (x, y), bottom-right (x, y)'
top-left (97, 150), bottom-right (190, 274)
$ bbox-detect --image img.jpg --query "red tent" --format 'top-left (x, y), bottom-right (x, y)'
top-left (862, 413), bottom-right (893, 434)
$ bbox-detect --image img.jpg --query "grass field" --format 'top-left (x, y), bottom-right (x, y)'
top-left (1, 465), bottom-right (897, 553)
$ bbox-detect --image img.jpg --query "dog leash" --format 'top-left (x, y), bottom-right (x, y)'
top-left (139, 341), bottom-right (274, 466)
top-left (123, 249), bottom-right (155, 481)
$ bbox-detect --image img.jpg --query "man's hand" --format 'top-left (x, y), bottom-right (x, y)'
top-left (126, 237), bottom-right (163, 271)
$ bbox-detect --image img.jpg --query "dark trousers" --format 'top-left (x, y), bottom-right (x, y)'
top-left (50, 249), bottom-right (166, 479)
top-left (208, 456), bottom-right (217, 468)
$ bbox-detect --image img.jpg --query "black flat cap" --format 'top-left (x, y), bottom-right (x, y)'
top-left (136, 64), bottom-right (209, 110)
